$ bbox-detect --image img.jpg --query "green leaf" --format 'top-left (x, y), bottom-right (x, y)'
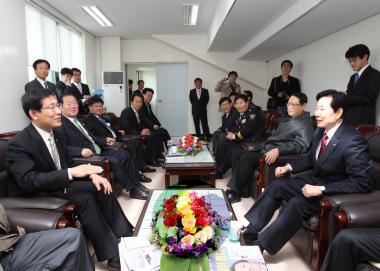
top-left (160, 255), bottom-right (210, 271)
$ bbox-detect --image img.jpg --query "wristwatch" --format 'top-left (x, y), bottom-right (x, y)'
top-left (320, 186), bottom-right (326, 193)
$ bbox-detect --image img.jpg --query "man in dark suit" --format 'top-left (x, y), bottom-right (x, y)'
top-left (240, 90), bottom-right (372, 256)
top-left (120, 94), bottom-right (163, 167)
top-left (6, 89), bottom-right (133, 270)
top-left (133, 80), bottom-right (144, 95)
top-left (212, 97), bottom-right (238, 154)
top-left (58, 92), bottom-right (150, 200)
top-left (321, 228), bottom-right (380, 271)
top-left (24, 59), bottom-right (59, 100)
top-left (189, 78), bottom-right (210, 139)
top-left (128, 79), bottom-right (133, 104)
top-left (56, 67), bottom-right (73, 100)
top-left (83, 96), bottom-right (155, 173)
top-left (141, 88), bottom-right (171, 148)
top-left (71, 67), bottom-right (91, 114)
top-left (345, 44), bottom-right (380, 126)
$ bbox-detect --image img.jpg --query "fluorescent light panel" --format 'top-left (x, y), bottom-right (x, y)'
top-left (82, 5), bottom-right (113, 27)
top-left (183, 4), bottom-right (199, 25)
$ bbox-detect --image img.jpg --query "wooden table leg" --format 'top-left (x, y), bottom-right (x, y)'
top-left (165, 173), bottom-right (170, 188)
top-left (210, 172), bottom-right (216, 187)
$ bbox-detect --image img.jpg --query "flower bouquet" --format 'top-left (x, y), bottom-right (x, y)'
top-left (152, 191), bottom-right (222, 271)
top-left (177, 134), bottom-right (203, 156)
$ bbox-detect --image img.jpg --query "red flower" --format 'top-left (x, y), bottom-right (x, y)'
top-left (196, 217), bottom-right (209, 227)
top-left (164, 214), bottom-right (178, 227)
top-left (193, 206), bottom-right (207, 217)
top-left (191, 198), bottom-right (205, 208)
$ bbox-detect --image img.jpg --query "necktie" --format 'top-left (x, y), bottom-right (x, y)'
top-left (146, 103), bottom-right (151, 116)
top-left (48, 134), bottom-right (61, 170)
top-left (318, 134), bottom-right (329, 159)
top-left (77, 83), bottom-right (82, 94)
top-left (135, 111), bottom-right (140, 123)
top-left (98, 117), bottom-right (117, 138)
top-left (73, 118), bottom-right (101, 154)
top-left (197, 89), bottom-right (201, 99)
top-left (44, 81), bottom-right (48, 89)
top-left (354, 73), bottom-right (360, 85)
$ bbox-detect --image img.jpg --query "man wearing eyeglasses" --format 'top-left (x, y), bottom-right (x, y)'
top-left (225, 92), bottom-right (314, 203)
top-left (6, 89), bottom-right (133, 270)
top-left (345, 44), bottom-right (380, 126)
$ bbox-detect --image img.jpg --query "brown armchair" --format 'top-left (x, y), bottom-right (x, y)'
top-left (0, 133), bottom-right (73, 232)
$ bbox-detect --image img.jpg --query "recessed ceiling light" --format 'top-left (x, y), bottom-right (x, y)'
top-left (81, 5), bottom-right (113, 27)
top-left (183, 4), bottom-right (199, 26)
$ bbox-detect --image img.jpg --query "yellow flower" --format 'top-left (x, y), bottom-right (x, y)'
top-left (182, 215), bottom-right (196, 231)
top-left (181, 234), bottom-right (195, 246)
top-left (203, 226), bottom-right (214, 240)
top-left (194, 230), bottom-right (208, 244)
top-left (179, 205), bottom-right (193, 216)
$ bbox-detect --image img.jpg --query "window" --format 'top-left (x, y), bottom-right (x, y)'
top-left (25, 3), bottom-right (83, 82)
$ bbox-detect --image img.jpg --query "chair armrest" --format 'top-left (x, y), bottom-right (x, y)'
top-left (6, 208), bottom-right (69, 233)
top-left (72, 155), bottom-right (105, 166)
top-left (323, 191), bottom-right (380, 207)
top-left (0, 197), bottom-right (69, 211)
top-left (335, 201), bottom-right (380, 230)
top-left (119, 134), bottom-right (142, 141)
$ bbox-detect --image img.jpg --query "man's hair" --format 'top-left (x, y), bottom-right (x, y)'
top-left (291, 92), bottom-right (308, 105)
top-left (316, 89), bottom-right (346, 118)
top-left (234, 94), bottom-right (248, 103)
top-left (60, 67), bottom-right (73, 75)
top-left (71, 67), bottom-right (81, 73)
top-left (21, 88), bottom-right (55, 119)
top-left (131, 93), bottom-right (144, 102)
top-left (32, 59), bottom-right (50, 70)
top-left (128, 79), bottom-right (133, 84)
top-left (219, 97), bottom-right (231, 106)
top-left (345, 44), bottom-right (370, 59)
top-left (281, 60), bottom-right (293, 68)
top-left (61, 90), bottom-right (77, 101)
top-left (243, 90), bottom-right (253, 100)
top-left (137, 80), bottom-right (144, 85)
top-left (194, 77), bottom-right (202, 83)
top-left (142, 88), bottom-right (154, 95)
top-left (228, 71), bottom-right (238, 77)
top-left (228, 92), bottom-right (237, 101)
top-left (87, 96), bottom-right (104, 106)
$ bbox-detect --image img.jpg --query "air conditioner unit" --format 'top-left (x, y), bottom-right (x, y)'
top-left (102, 71), bottom-right (126, 115)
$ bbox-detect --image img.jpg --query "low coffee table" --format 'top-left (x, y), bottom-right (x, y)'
top-left (163, 145), bottom-right (216, 188)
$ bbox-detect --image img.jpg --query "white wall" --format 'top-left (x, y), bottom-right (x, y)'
top-left (0, 0), bottom-right (29, 132)
top-left (268, 13), bottom-right (380, 124)
top-left (122, 39), bottom-right (268, 133)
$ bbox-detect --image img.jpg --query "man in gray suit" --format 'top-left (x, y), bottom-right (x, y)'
top-left (0, 204), bottom-right (94, 271)
top-left (24, 59), bottom-right (60, 100)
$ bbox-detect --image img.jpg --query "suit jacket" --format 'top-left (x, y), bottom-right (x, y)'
top-left (133, 89), bottom-right (144, 96)
top-left (218, 107), bottom-right (239, 133)
top-left (189, 88), bottom-right (209, 115)
top-left (6, 124), bottom-right (72, 197)
top-left (345, 65), bottom-right (380, 126)
top-left (24, 78), bottom-right (59, 100)
top-left (56, 116), bottom-right (107, 157)
top-left (289, 122), bottom-right (372, 195)
top-left (233, 107), bottom-right (265, 143)
top-left (140, 102), bottom-right (161, 126)
top-left (71, 82), bottom-right (91, 100)
top-left (120, 107), bottom-right (154, 135)
top-left (83, 113), bottom-right (119, 139)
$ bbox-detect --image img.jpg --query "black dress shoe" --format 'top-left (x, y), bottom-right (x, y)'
top-left (142, 167), bottom-right (156, 173)
top-left (226, 190), bottom-right (241, 204)
top-left (107, 256), bottom-right (120, 271)
top-left (140, 174), bottom-right (152, 183)
top-left (130, 188), bottom-right (148, 200)
top-left (241, 189), bottom-right (250, 198)
top-left (148, 160), bottom-right (161, 167)
top-left (139, 184), bottom-right (150, 192)
top-left (240, 225), bottom-right (259, 246)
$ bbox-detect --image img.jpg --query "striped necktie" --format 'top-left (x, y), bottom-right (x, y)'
top-left (73, 118), bottom-right (101, 154)
top-left (48, 134), bottom-right (61, 170)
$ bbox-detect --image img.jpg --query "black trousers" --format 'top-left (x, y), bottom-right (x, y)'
top-left (321, 228), bottom-right (380, 271)
top-left (101, 149), bottom-right (141, 191)
top-left (227, 149), bottom-right (262, 193)
top-left (212, 131), bottom-right (226, 154)
top-left (67, 181), bottom-right (133, 261)
top-left (119, 138), bottom-right (147, 171)
top-left (245, 178), bottom-right (320, 255)
top-left (144, 132), bottom-right (162, 163)
top-left (215, 137), bottom-right (237, 169)
top-left (192, 113), bottom-right (210, 137)
top-left (1, 228), bottom-right (94, 271)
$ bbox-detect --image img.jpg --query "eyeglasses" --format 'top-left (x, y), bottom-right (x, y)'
top-left (41, 103), bottom-right (61, 111)
top-left (286, 103), bottom-right (301, 107)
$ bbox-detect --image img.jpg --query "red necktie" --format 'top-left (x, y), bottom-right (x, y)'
top-left (318, 134), bottom-right (329, 158)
